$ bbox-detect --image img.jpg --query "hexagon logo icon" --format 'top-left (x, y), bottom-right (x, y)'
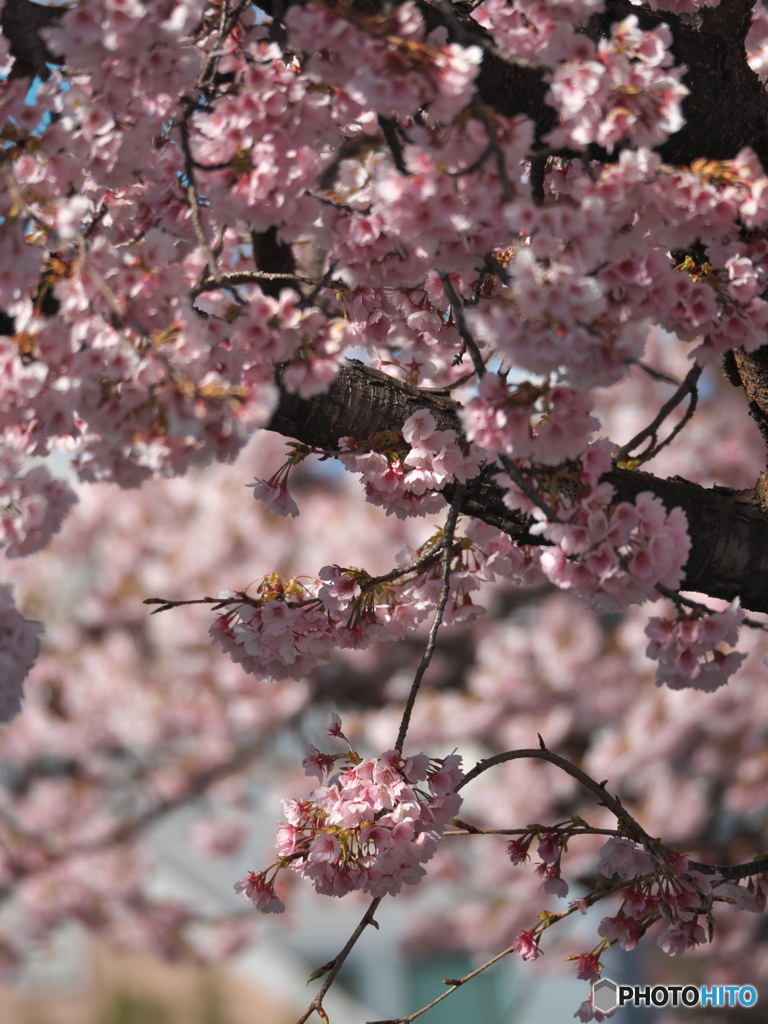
top-left (593, 978), bottom-right (619, 1013)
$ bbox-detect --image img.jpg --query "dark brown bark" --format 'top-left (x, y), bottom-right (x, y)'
top-left (732, 347), bottom-right (768, 449)
top-left (593, 0), bottom-right (768, 168)
top-left (0, 0), bottom-right (64, 80)
top-left (417, 0), bottom-right (768, 167)
top-left (268, 360), bottom-right (768, 614)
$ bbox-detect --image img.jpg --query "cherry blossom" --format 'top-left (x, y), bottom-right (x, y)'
top-left (645, 599), bottom-right (747, 690)
top-left (0, 452), bottom-right (78, 557)
top-left (242, 732), bottom-right (463, 902)
top-left (512, 928), bottom-right (541, 961)
top-left (547, 17), bottom-right (689, 153)
top-left (338, 409), bottom-right (483, 519)
top-left (233, 871), bottom-right (285, 914)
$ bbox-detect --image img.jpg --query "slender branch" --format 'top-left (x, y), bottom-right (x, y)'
top-left (458, 747), bottom-right (650, 840)
top-left (175, 2), bottom-right (257, 287)
top-left (198, 0), bottom-right (252, 95)
top-left (458, 746), bottom-right (768, 879)
top-left (497, 454), bottom-right (561, 523)
top-left (367, 942), bottom-right (518, 1024)
top-left (444, 825), bottom-right (622, 837)
top-left (634, 361), bottom-right (681, 386)
top-left (295, 898), bottom-right (383, 1024)
top-left (301, 259), bottom-right (339, 310)
top-left (144, 541), bottom-right (449, 619)
top-left (366, 874), bottom-right (637, 1024)
top-left (439, 272), bottom-right (486, 379)
top-left (359, 546), bottom-right (445, 593)
top-left (615, 364), bottom-right (703, 464)
top-left (446, 143), bottom-right (494, 179)
top-left (143, 593), bottom-right (260, 614)
top-left (179, 110), bottom-right (220, 282)
top-left (378, 115), bottom-right (410, 175)
top-left (192, 270), bottom-right (322, 298)
top-left (438, 276), bottom-right (559, 523)
top-left (655, 584), bottom-right (768, 632)
top-left (469, 97), bottom-right (515, 204)
top-left (691, 856), bottom-right (768, 880)
top-left (395, 486), bottom-right (465, 752)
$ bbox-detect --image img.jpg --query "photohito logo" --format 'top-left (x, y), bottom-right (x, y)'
top-left (592, 978), bottom-right (759, 1012)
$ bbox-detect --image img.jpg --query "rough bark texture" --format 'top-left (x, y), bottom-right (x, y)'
top-left (0, 0), bottom-right (63, 80)
top-left (269, 360), bottom-right (768, 614)
top-left (595, 0), bottom-right (768, 168)
top-left (732, 347), bottom-right (768, 448)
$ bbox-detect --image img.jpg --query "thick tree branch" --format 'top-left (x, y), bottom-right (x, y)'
top-left (0, 0), bottom-right (64, 80)
top-left (731, 346), bottom-right (768, 454)
top-left (268, 360), bottom-right (768, 613)
top-left (420, 0), bottom-right (768, 168)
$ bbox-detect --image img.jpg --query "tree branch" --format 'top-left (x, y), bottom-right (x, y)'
top-left (0, 0), bottom-right (64, 80)
top-left (458, 747), bottom-right (768, 879)
top-left (421, 0), bottom-right (768, 169)
top-left (395, 487), bottom-right (464, 752)
top-left (268, 359), bottom-right (768, 613)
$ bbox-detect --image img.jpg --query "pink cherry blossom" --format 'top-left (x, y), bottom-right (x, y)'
top-left (246, 477), bottom-right (299, 518)
top-left (233, 871), bottom-right (285, 914)
top-left (241, 745), bottom-right (463, 905)
top-left (645, 600), bottom-right (747, 690)
top-left (512, 928), bottom-right (541, 961)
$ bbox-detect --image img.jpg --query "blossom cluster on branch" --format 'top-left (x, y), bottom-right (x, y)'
top-left (236, 716), bottom-right (463, 904)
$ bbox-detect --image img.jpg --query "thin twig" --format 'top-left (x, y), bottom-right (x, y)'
top-left (176, 1), bottom-right (256, 285)
top-left (469, 97), bottom-right (514, 204)
top-left (458, 747), bottom-right (650, 842)
top-left (439, 274), bottom-right (559, 523)
top-left (367, 875), bottom-right (637, 1024)
top-left (367, 942), bottom-right (518, 1024)
top-left (378, 115), bottom-right (410, 175)
top-left (444, 825), bottom-right (621, 837)
top-left (615, 364), bottom-right (703, 464)
top-left (458, 746), bottom-right (768, 879)
top-left (295, 898), bottom-right (383, 1024)
top-left (418, 370), bottom-right (477, 394)
top-left (440, 272), bottom-right (486, 379)
top-left (359, 546), bottom-right (446, 594)
top-left (143, 593), bottom-right (260, 613)
top-left (633, 360), bottom-right (681, 385)
top-left (145, 541), bottom-right (449, 619)
top-left (395, 486), bottom-right (465, 752)
top-left (301, 260), bottom-right (339, 310)
top-left (446, 143), bottom-right (493, 179)
top-left (655, 584), bottom-right (768, 633)
top-left (497, 455), bottom-right (561, 523)
top-left (179, 110), bottom-right (220, 282)
top-left (198, 0), bottom-right (252, 95)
